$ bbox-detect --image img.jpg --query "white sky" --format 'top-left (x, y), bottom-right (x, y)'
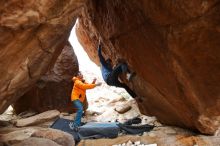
top-left (68, 21), bottom-right (101, 77)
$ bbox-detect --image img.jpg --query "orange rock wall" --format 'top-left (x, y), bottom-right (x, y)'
top-left (76, 0), bottom-right (220, 134)
top-left (0, 0), bottom-right (86, 113)
top-left (0, 0), bottom-right (219, 135)
top-left (12, 43), bottom-right (80, 113)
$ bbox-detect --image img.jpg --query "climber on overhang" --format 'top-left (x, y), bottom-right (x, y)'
top-left (69, 72), bottom-right (101, 131)
top-left (97, 38), bottom-right (137, 98)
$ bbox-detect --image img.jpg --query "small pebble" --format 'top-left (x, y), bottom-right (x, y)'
top-left (134, 141), bottom-right (141, 145)
top-left (113, 141), bottom-right (157, 146)
top-left (127, 140), bottom-right (132, 146)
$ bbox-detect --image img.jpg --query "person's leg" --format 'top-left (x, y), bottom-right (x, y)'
top-left (120, 63), bottom-right (136, 81)
top-left (106, 64), bottom-right (122, 85)
top-left (115, 81), bottom-right (137, 98)
top-left (110, 63), bottom-right (135, 82)
top-left (73, 100), bottom-right (83, 126)
top-left (107, 63), bottom-right (128, 84)
top-left (120, 62), bottom-right (129, 73)
top-left (82, 96), bottom-right (88, 116)
top-left (110, 63), bottom-right (124, 80)
top-left (122, 84), bottom-right (137, 98)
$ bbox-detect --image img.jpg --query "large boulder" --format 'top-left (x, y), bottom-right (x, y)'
top-left (13, 43), bottom-right (79, 113)
top-left (114, 103), bottom-right (132, 114)
top-left (16, 110), bottom-right (60, 127)
top-left (76, 0), bottom-right (220, 134)
top-left (0, 0), bottom-right (86, 114)
top-left (0, 127), bottom-right (75, 146)
top-left (1, 0), bottom-right (219, 135)
top-left (32, 128), bottom-right (75, 146)
top-left (12, 137), bottom-right (61, 146)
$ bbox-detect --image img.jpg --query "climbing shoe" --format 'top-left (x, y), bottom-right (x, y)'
top-left (69, 122), bottom-right (79, 131)
top-left (126, 72), bottom-right (136, 81)
top-left (81, 122), bottom-right (87, 126)
top-left (69, 122), bottom-right (74, 130)
top-left (69, 122), bottom-right (75, 130)
top-left (124, 117), bottom-right (142, 125)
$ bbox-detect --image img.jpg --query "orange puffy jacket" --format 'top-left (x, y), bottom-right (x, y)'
top-left (71, 77), bottom-right (96, 102)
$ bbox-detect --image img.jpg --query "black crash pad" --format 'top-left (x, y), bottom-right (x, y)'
top-left (117, 123), bottom-right (155, 135)
top-left (51, 118), bottom-right (155, 142)
top-left (50, 118), bottom-right (120, 142)
top-left (50, 118), bottom-right (80, 142)
top-left (78, 122), bottom-right (120, 139)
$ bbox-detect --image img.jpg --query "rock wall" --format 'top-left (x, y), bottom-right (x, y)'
top-left (76, 0), bottom-right (220, 134)
top-left (12, 43), bottom-right (84, 113)
top-left (0, 0), bottom-right (86, 113)
top-left (0, 0), bottom-right (219, 135)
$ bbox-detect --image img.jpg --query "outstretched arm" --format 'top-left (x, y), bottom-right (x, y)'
top-left (98, 44), bottom-right (108, 67)
top-left (75, 80), bottom-right (96, 90)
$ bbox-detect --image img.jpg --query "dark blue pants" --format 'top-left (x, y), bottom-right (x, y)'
top-left (73, 100), bottom-right (83, 126)
top-left (107, 63), bottom-right (137, 98)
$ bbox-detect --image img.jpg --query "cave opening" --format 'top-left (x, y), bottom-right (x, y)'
top-left (68, 20), bottom-right (133, 114)
top-left (0, 20), bottom-right (135, 123)
top-left (0, 1), bottom-right (219, 142)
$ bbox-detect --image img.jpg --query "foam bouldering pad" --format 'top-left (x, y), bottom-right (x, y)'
top-left (50, 118), bottom-right (80, 142)
top-left (117, 123), bottom-right (155, 135)
top-left (51, 118), bottom-right (154, 143)
top-left (50, 118), bottom-right (120, 142)
top-left (78, 122), bottom-right (120, 139)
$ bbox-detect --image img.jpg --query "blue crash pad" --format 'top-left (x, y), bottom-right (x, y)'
top-left (50, 118), bottom-right (119, 142)
top-left (78, 122), bottom-right (120, 139)
top-left (50, 118), bottom-right (80, 142)
top-left (51, 118), bottom-right (154, 143)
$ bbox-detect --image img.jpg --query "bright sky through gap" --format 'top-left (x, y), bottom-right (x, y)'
top-left (68, 20), bottom-right (131, 100)
top-left (68, 20), bottom-right (101, 77)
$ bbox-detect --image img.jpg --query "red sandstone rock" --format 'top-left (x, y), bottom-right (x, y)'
top-left (0, 0), bottom-right (85, 114)
top-left (0, 127), bottom-right (75, 146)
top-left (0, 0), bottom-right (219, 135)
top-left (13, 43), bottom-right (79, 113)
top-left (114, 104), bottom-right (132, 114)
top-left (15, 110), bottom-right (60, 127)
top-left (12, 137), bottom-right (60, 146)
top-left (76, 0), bottom-right (220, 134)
top-left (32, 128), bottom-right (75, 146)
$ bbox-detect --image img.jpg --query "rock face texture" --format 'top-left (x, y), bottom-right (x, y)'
top-left (79, 134), bottom-right (220, 146)
top-left (76, 0), bottom-right (220, 134)
top-left (0, 0), bottom-right (219, 135)
top-left (16, 110), bottom-right (60, 127)
top-left (13, 43), bottom-right (79, 113)
top-left (0, 0), bottom-right (85, 114)
top-left (0, 127), bottom-right (75, 146)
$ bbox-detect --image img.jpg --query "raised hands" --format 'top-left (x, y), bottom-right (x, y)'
top-left (96, 82), bottom-right (102, 86)
top-left (98, 36), bottom-right (101, 45)
top-left (92, 78), bottom-right (97, 84)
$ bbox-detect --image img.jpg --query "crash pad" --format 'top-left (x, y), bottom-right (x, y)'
top-left (79, 122), bottom-right (120, 139)
top-left (50, 118), bottom-right (80, 142)
top-left (51, 118), bottom-right (155, 142)
top-left (50, 118), bottom-right (119, 141)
